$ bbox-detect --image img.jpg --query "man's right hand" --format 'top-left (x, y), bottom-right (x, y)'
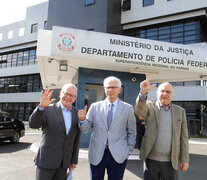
top-left (140, 73), bottom-right (156, 94)
top-left (39, 89), bottom-right (56, 108)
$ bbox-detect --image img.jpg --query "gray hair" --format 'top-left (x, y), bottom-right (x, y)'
top-left (61, 83), bottom-right (77, 93)
top-left (103, 76), bottom-right (122, 88)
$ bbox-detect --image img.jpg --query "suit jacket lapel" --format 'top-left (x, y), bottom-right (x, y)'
top-left (103, 99), bottom-right (108, 130)
top-left (171, 104), bottom-right (176, 135)
top-left (55, 101), bottom-right (66, 134)
top-left (69, 106), bottom-right (76, 134)
top-left (155, 101), bottom-right (161, 128)
top-left (109, 100), bottom-right (123, 130)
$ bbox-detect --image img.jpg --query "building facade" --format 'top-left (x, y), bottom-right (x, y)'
top-left (0, 0), bottom-right (207, 141)
top-left (0, 2), bottom-right (48, 122)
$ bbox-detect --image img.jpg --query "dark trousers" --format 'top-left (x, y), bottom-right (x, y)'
top-left (90, 148), bottom-right (127, 180)
top-left (36, 166), bottom-right (67, 180)
top-left (145, 159), bottom-right (178, 180)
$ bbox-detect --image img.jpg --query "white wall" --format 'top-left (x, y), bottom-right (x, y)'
top-left (0, 2), bottom-right (48, 48)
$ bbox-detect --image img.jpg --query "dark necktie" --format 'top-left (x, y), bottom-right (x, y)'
top-left (107, 103), bottom-right (114, 128)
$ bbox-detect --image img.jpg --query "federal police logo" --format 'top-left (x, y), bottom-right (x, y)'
top-left (58, 32), bottom-right (76, 51)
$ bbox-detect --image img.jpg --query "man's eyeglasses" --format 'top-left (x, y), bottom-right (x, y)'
top-left (63, 93), bottom-right (77, 98)
top-left (160, 90), bottom-right (172, 94)
top-left (104, 86), bottom-right (119, 90)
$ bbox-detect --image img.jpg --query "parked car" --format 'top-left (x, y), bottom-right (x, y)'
top-left (0, 111), bottom-right (25, 143)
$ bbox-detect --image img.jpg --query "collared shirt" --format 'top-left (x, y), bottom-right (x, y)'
top-left (160, 103), bottom-right (171, 111)
top-left (106, 98), bottom-right (119, 119)
top-left (60, 103), bottom-right (72, 135)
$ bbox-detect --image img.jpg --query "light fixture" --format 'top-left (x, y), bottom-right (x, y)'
top-left (59, 60), bottom-right (68, 71)
top-left (59, 63), bottom-right (67, 71)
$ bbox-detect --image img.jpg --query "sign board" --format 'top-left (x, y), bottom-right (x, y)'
top-left (37, 27), bottom-right (207, 88)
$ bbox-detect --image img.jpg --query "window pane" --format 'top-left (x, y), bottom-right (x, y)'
top-left (31, 23), bottom-right (38, 33)
top-left (23, 51), bottom-right (29, 65)
top-left (143, 0), bottom-right (154, 6)
top-left (18, 104), bottom-right (25, 121)
top-left (171, 32), bottom-right (183, 38)
top-left (8, 77), bottom-right (16, 93)
top-left (19, 27), bottom-right (25, 36)
top-left (159, 34), bottom-right (170, 40)
top-left (33, 75), bottom-right (40, 92)
top-left (85, 0), bottom-right (95, 6)
top-left (15, 76), bottom-right (21, 92)
top-left (29, 49), bottom-right (36, 64)
top-left (12, 53), bottom-right (17, 67)
top-left (17, 52), bottom-right (23, 66)
top-left (0, 78), bottom-right (5, 93)
top-left (7, 54), bottom-right (12, 68)
top-left (20, 76), bottom-right (27, 92)
top-left (27, 75), bottom-right (33, 92)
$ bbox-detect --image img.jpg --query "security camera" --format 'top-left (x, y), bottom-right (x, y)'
top-left (132, 77), bottom-right (136, 82)
top-left (48, 58), bottom-right (53, 63)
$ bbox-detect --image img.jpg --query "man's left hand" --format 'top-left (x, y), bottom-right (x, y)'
top-left (180, 162), bottom-right (189, 171)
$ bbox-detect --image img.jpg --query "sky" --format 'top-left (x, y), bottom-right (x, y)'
top-left (0, 0), bottom-right (48, 26)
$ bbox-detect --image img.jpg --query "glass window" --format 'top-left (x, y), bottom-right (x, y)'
top-left (29, 49), bottom-right (36, 64)
top-left (18, 104), bottom-right (25, 121)
top-left (0, 78), bottom-right (5, 93)
top-left (1, 54), bottom-right (7, 68)
top-left (8, 30), bottom-right (13, 39)
top-left (184, 35), bottom-right (198, 41)
top-left (147, 28), bottom-right (157, 37)
top-left (17, 52), bottom-right (23, 66)
top-left (33, 75), bottom-right (40, 92)
top-left (159, 34), bottom-right (170, 40)
top-left (12, 53), bottom-right (17, 67)
top-left (171, 37), bottom-right (183, 43)
top-left (184, 81), bottom-right (200, 86)
top-left (15, 76), bottom-right (21, 92)
top-left (20, 76), bottom-right (27, 92)
top-left (4, 78), bottom-right (9, 93)
top-left (23, 51), bottom-right (29, 66)
top-left (143, 0), bottom-right (154, 7)
top-left (171, 24), bottom-right (183, 33)
top-left (31, 23), bottom-right (38, 33)
top-left (7, 54), bottom-right (12, 68)
top-left (85, 0), bottom-right (95, 6)
top-left (18, 27), bottom-right (25, 36)
top-left (27, 75), bottom-right (33, 92)
top-left (171, 32), bottom-right (183, 38)
top-left (158, 26), bottom-right (170, 35)
top-left (44, 21), bottom-right (47, 29)
top-left (8, 77), bottom-right (16, 93)
top-left (0, 33), bottom-right (2, 41)
top-left (139, 30), bottom-right (147, 38)
top-left (25, 104), bottom-right (33, 121)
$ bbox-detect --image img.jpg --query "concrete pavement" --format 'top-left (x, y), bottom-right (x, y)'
top-left (28, 133), bottom-right (207, 180)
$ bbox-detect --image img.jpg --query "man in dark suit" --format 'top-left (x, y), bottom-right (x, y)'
top-left (29, 83), bottom-right (81, 180)
top-left (134, 74), bottom-right (189, 180)
top-left (78, 76), bottom-right (136, 180)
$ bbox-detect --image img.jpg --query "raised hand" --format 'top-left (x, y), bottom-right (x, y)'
top-left (39, 89), bottom-right (56, 108)
top-left (78, 105), bottom-right (87, 121)
top-left (140, 73), bottom-right (156, 94)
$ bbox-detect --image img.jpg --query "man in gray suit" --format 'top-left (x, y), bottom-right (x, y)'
top-left (78, 76), bottom-right (136, 180)
top-left (29, 84), bottom-right (81, 180)
top-left (134, 74), bottom-right (189, 180)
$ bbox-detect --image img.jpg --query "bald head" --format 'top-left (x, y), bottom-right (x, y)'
top-left (157, 82), bottom-right (173, 107)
